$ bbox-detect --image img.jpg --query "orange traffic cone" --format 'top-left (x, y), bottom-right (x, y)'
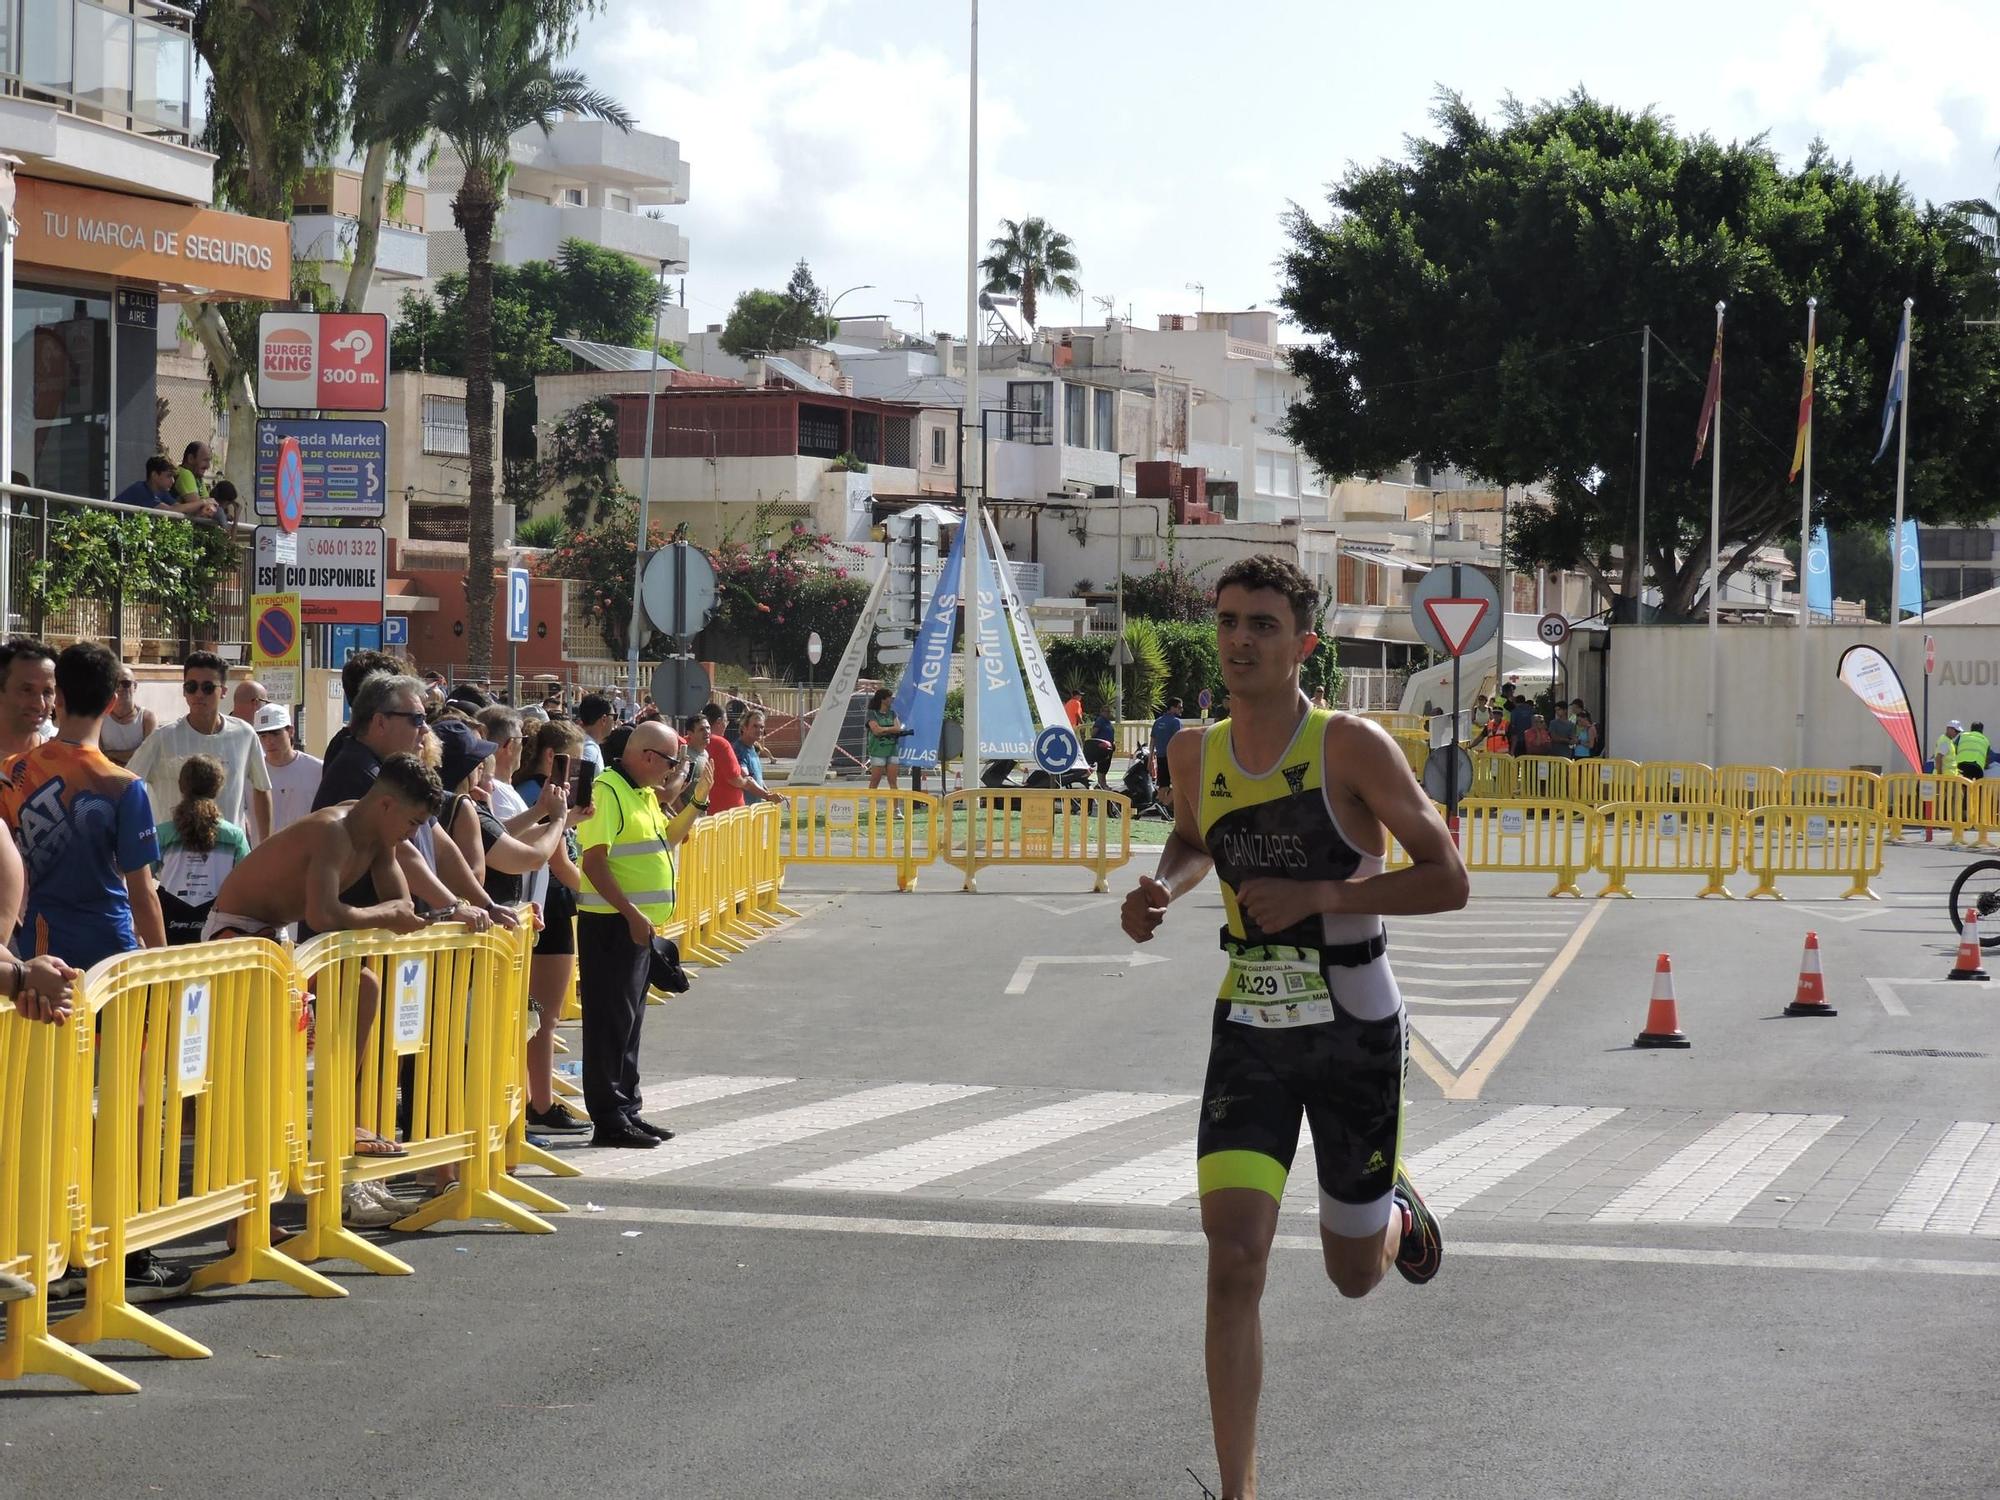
top-left (1947, 909), bottom-right (1990, 982)
top-left (1784, 931), bottom-right (1838, 1016)
top-left (1634, 953), bottom-right (1691, 1048)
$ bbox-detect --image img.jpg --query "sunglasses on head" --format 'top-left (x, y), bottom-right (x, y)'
top-left (183, 680), bottom-right (219, 695)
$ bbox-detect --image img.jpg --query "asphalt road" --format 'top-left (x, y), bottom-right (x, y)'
top-left (5, 841), bottom-right (1997, 1499)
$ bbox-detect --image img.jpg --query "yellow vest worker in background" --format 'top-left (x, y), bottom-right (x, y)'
top-left (1956, 722), bottom-right (1992, 782)
top-left (1935, 722), bottom-right (1961, 775)
top-left (575, 719), bottom-right (712, 1148)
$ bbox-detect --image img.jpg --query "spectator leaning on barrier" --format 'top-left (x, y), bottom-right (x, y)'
top-left (0, 813), bottom-right (79, 1028)
top-left (129, 652), bottom-right (273, 845)
top-left (100, 662), bottom-right (155, 767)
top-left (437, 716), bottom-right (567, 909)
top-left (115, 455), bottom-right (218, 519)
top-left (1549, 703), bottom-right (1575, 755)
top-left (0, 640), bottom-right (166, 969)
top-left (1507, 691), bottom-right (1535, 756)
top-left (694, 710), bottom-right (748, 814)
top-left (576, 718), bottom-right (711, 1149)
top-left (734, 710), bottom-right (785, 805)
top-left (173, 441), bottom-right (211, 509)
top-left (515, 718), bottom-right (590, 1133)
top-left (0, 637), bottom-right (56, 764)
top-left (152, 753), bottom-right (251, 946)
top-left (255, 703), bottom-right (322, 834)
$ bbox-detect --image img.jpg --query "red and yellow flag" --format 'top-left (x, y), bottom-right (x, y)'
top-left (1692, 312), bottom-right (1724, 466)
top-left (1789, 315), bottom-right (1816, 482)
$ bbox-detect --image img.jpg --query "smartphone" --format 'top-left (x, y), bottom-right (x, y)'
top-left (574, 762), bottom-right (597, 811)
top-left (552, 752), bottom-right (571, 788)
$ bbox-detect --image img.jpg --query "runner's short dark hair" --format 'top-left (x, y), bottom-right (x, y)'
top-left (374, 753), bottom-right (444, 815)
top-left (1215, 555), bottom-right (1318, 631)
top-left (55, 641), bottom-right (119, 719)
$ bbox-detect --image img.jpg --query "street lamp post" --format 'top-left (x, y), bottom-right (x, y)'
top-left (1114, 452), bottom-right (1135, 724)
top-left (826, 284), bottom-right (875, 341)
top-left (626, 257), bottom-right (686, 701)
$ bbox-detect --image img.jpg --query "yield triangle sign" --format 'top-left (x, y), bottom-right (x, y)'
top-left (1423, 598), bottom-right (1490, 657)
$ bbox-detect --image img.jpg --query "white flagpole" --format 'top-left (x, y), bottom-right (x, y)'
top-left (1796, 298), bottom-right (1815, 771)
top-left (960, 0), bottom-right (981, 798)
top-left (1707, 300), bottom-right (1724, 768)
top-left (1890, 297), bottom-right (1913, 652)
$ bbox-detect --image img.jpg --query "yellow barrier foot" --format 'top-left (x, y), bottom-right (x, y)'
top-left (495, 1174), bottom-right (569, 1215)
top-left (1597, 883), bottom-right (1636, 899)
top-left (189, 1238), bottom-right (346, 1300)
top-left (766, 899), bottom-right (806, 917)
top-left (282, 1220), bottom-right (415, 1277)
top-left (510, 1137), bottom-right (582, 1179)
top-left (54, 1292), bottom-right (211, 1362)
top-left (1549, 879), bottom-right (1583, 898)
top-left (393, 1184), bottom-right (554, 1236)
top-left (553, 1074), bottom-right (585, 1102)
top-left (1, 1323), bottom-right (140, 1395)
top-left (1843, 885), bottom-right (1881, 901)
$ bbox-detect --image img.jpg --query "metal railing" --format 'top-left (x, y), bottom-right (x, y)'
top-left (1, 480), bottom-right (255, 659)
top-left (4, 0), bottom-right (196, 145)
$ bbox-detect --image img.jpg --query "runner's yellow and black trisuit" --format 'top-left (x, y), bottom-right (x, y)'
top-left (1194, 705), bottom-right (1406, 1237)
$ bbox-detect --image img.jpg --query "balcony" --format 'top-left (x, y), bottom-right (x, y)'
top-left (499, 199), bottom-right (688, 269)
top-left (508, 119), bottom-right (690, 203)
top-left (292, 215), bottom-right (428, 281)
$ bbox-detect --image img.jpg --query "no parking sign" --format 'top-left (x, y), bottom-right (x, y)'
top-left (250, 592), bottom-right (302, 706)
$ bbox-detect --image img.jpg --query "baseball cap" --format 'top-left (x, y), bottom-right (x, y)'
top-left (434, 716), bottom-right (500, 791)
top-left (252, 703), bottom-right (292, 734)
top-left (1948, 720), bottom-right (1963, 730)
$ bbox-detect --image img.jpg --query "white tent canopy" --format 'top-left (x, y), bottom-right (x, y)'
top-left (1397, 637), bottom-right (1559, 716)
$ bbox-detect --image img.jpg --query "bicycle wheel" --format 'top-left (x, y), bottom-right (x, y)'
top-left (1946, 859), bottom-right (2000, 949)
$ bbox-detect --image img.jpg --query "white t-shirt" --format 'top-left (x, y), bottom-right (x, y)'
top-left (265, 751), bottom-right (324, 835)
top-left (580, 736), bottom-right (604, 771)
top-left (127, 715), bottom-right (273, 837)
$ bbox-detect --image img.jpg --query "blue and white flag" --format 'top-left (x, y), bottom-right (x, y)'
top-left (1894, 518), bottom-right (1923, 619)
top-left (1873, 307), bottom-right (1910, 464)
top-left (891, 524), bottom-right (964, 769)
top-left (972, 544), bottom-right (1037, 759)
top-left (1804, 525), bottom-right (1832, 620)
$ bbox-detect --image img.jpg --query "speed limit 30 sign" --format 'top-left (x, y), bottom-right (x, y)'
top-left (1536, 612), bottom-right (1571, 647)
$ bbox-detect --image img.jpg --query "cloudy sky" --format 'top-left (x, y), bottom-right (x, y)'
top-left (571, 0), bottom-right (2000, 339)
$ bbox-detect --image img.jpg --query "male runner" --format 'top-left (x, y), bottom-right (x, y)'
top-left (1120, 555), bottom-right (1467, 1500)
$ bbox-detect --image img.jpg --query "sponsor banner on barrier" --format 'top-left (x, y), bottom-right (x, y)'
top-left (392, 956), bottom-right (428, 1053)
top-left (177, 980), bottom-right (211, 1095)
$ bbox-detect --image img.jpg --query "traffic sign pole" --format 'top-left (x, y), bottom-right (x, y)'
top-left (1448, 564), bottom-right (1462, 834)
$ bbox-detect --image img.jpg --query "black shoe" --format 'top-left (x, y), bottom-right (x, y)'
top-left (589, 1123), bottom-right (659, 1149)
top-left (1392, 1165), bottom-right (1442, 1286)
top-left (125, 1249), bottom-right (196, 1303)
top-left (625, 1115), bottom-right (675, 1142)
top-left (526, 1101), bottom-right (591, 1134)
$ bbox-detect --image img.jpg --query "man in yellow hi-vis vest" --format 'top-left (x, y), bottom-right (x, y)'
top-left (1935, 721), bottom-right (1962, 775)
top-left (577, 718), bottom-right (712, 1148)
top-left (1958, 721), bottom-right (1993, 782)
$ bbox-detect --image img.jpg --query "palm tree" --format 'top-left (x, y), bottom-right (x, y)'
top-left (980, 216), bottom-right (1081, 330)
top-left (365, 2), bottom-right (633, 677)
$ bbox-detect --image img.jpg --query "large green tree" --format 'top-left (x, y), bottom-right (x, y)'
top-left (717, 259), bottom-right (838, 356)
top-left (1280, 91), bottom-right (2000, 619)
top-left (980, 216), bottom-right (1080, 330)
top-left (366, 1), bottom-right (632, 676)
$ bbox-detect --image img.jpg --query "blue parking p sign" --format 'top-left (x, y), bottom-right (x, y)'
top-left (507, 567), bottom-right (532, 644)
top-left (383, 616), bottom-right (408, 648)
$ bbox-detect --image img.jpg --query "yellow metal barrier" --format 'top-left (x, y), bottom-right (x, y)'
top-left (1389, 730), bottom-right (1429, 777)
top-left (1781, 768), bottom-right (1883, 813)
top-left (1454, 799), bottom-right (1591, 897)
top-left (1574, 758), bottom-right (1642, 807)
top-left (1593, 802), bottom-right (1739, 899)
top-left (1362, 711), bottom-right (1426, 733)
top-left (1741, 805), bottom-right (1885, 900)
top-left (1639, 761), bottom-right (1717, 805)
top-left (289, 921), bottom-right (552, 1280)
top-left (749, 800), bottom-right (799, 919)
top-left (1716, 765), bottom-right (1784, 812)
top-left (50, 942), bottom-right (339, 1374)
top-left (0, 1000), bottom-right (137, 1394)
top-left (941, 788), bottom-right (1134, 892)
top-left (1509, 755), bottom-right (1578, 802)
top-left (778, 786), bottom-right (936, 891)
top-left (1881, 772), bottom-right (1974, 843)
top-left (1468, 752), bottom-right (1508, 797)
top-left (493, 917), bottom-right (574, 1212)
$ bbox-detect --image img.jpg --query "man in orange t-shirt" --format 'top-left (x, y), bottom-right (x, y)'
top-left (686, 714), bottom-right (747, 814)
top-left (1064, 691), bottom-right (1084, 730)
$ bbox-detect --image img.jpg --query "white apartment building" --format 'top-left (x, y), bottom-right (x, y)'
top-left (427, 117), bottom-right (693, 343)
top-left (290, 149), bottom-right (432, 316)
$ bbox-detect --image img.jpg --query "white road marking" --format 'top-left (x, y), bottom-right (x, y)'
top-left (585, 1206), bottom-right (2000, 1277)
top-left (645, 1074), bottom-right (797, 1110)
top-left (1593, 1113), bottom-right (1842, 1225)
top-left (1866, 976), bottom-right (1987, 1016)
top-left (1408, 1105), bottom-right (1625, 1214)
top-left (781, 1091), bottom-right (1188, 1193)
top-left (1012, 896), bottom-right (1116, 918)
top-left (1867, 977), bottom-right (1912, 1017)
top-left (1038, 1144), bottom-right (1191, 1206)
top-left (1396, 961), bottom-right (1548, 971)
top-left (1879, 1122), bottom-right (2000, 1235)
top-left (571, 1083), bottom-right (992, 1179)
top-left (1004, 951), bottom-right (1173, 996)
top-left (1407, 1015), bottom-right (1498, 1069)
top-left (1388, 975), bottom-right (1554, 987)
top-left (1404, 995), bottom-right (1527, 1007)
top-left (1395, 945), bottom-right (1564, 956)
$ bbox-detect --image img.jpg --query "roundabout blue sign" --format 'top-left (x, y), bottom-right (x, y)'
top-left (1034, 724), bottom-right (1081, 775)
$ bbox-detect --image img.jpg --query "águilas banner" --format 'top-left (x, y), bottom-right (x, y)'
top-left (890, 523), bottom-right (964, 769)
top-left (1835, 644), bottom-right (1923, 774)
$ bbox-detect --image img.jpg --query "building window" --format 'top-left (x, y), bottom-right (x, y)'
top-left (1255, 449), bottom-right (1296, 497)
top-left (1005, 381), bottom-right (1051, 443)
top-left (799, 403), bottom-right (845, 458)
top-left (931, 427), bottom-right (947, 467)
top-left (883, 415), bottom-right (912, 469)
top-left (423, 395), bottom-right (470, 455)
top-left (610, 192), bottom-right (631, 213)
top-left (15, 285), bottom-right (113, 500)
top-left (561, 186), bottom-right (586, 206)
top-left (1094, 388), bottom-right (1115, 452)
top-left (1064, 384), bottom-right (1087, 447)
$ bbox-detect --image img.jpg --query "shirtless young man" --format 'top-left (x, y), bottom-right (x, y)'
top-left (1119, 555), bottom-right (1468, 1500)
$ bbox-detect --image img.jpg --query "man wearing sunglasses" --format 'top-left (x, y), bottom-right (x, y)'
top-left (128, 651), bottom-right (273, 845)
top-left (576, 719), bottom-right (712, 1149)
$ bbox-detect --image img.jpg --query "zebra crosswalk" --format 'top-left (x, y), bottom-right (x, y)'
top-left (547, 1073), bottom-right (2000, 1240)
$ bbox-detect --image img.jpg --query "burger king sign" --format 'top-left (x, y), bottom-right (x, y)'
top-left (256, 311), bottom-right (389, 412)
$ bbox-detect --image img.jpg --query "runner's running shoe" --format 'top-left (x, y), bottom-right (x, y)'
top-left (1393, 1164), bottom-right (1442, 1285)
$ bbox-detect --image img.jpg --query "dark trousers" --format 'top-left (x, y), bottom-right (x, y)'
top-left (576, 910), bottom-right (652, 1125)
top-left (1963, 763), bottom-right (1987, 781)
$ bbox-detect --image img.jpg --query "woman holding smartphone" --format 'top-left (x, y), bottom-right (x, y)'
top-left (515, 718), bottom-right (591, 1133)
